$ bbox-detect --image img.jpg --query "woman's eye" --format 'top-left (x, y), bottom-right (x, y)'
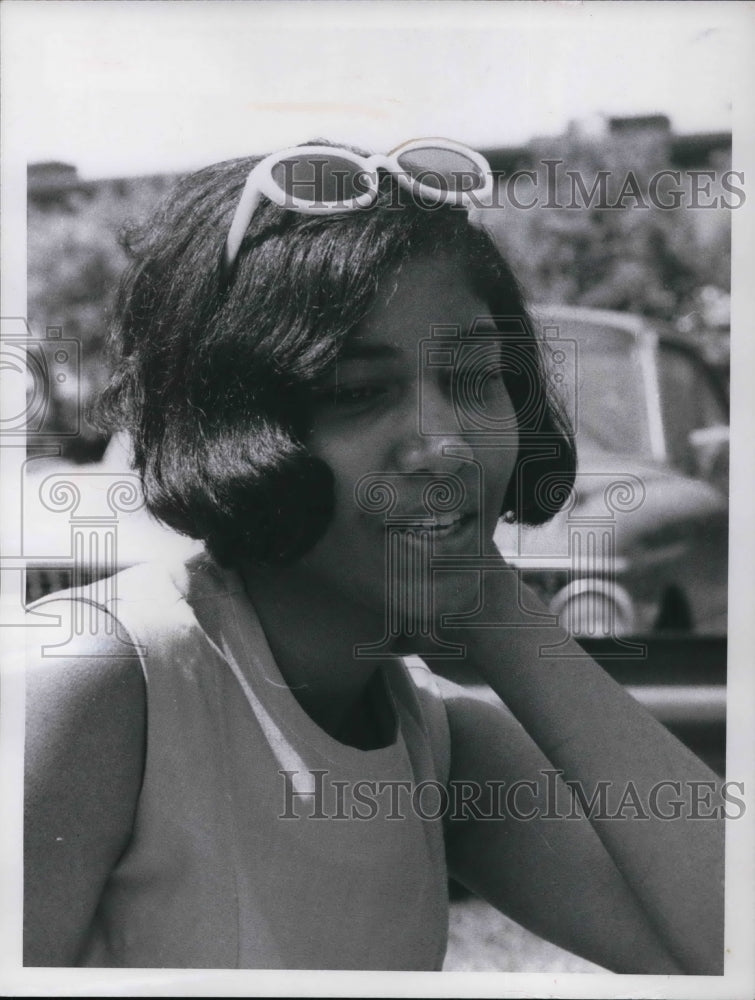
top-left (314, 383), bottom-right (388, 412)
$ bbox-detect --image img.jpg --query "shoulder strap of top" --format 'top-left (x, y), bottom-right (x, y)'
top-left (402, 657), bottom-right (452, 788)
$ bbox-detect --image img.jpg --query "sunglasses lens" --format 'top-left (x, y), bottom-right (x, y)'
top-left (271, 154), bottom-right (372, 204)
top-left (394, 146), bottom-right (485, 193)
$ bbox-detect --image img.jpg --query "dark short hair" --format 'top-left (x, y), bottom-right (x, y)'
top-left (96, 150), bottom-right (576, 565)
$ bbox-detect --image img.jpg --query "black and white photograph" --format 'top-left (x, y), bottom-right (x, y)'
top-left (1, 1), bottom-right (754, 996)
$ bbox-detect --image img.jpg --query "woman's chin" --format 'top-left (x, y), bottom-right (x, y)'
top-left (379, 570), bottom-right (483, 638)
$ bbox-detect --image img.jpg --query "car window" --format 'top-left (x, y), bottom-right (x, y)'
top-left (656, 343), bottom-right (728, 477)
top-left (545, 317), bottom-right (652, 457)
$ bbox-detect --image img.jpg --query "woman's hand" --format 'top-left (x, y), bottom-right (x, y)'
top-left (429, 562), bottom-right (725, 974)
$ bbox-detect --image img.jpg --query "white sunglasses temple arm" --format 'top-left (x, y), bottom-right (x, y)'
top-left (224, 171), bottom-right (264, 271)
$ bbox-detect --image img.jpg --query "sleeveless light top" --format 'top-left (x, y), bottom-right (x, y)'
top-left (50, 553), bottom-right (451, 969)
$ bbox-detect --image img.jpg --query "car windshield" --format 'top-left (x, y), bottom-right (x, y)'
top-left (546, 316), bottom-right (653, 458)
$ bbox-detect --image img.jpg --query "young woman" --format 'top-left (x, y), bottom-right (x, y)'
top-left (24, 141), bottom-right (724, 972)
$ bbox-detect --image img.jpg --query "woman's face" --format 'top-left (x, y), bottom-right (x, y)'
top-left (297, 253), bottom-right (520, 631)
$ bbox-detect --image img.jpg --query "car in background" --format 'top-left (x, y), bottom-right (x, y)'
top-left (24, 306), bottom-right (729, 642)
top-left (495, 305), bottom-right (729, 638)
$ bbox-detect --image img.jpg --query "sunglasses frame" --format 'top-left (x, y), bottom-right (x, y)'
top-left (223, 138), bottom-right (494, 272)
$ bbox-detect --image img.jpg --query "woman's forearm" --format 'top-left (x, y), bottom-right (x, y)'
top-left (441, 567), bottom-right (725, 974)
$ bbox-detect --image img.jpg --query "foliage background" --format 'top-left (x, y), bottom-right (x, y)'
top-left (28, 120), bottom-right (732, 460)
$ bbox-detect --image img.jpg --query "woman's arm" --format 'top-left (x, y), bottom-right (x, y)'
top-left (441, 681), bottom-right (684, 973)
top-left (24, 601), bottom-right (145, 966)
top-left (434, 564), bottom-right (724, 975)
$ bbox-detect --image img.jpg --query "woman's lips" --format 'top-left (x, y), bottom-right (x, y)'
top-left (422, 511), bottom-right (467, 532)
top-left (398, 510), bottom-right (478, 548)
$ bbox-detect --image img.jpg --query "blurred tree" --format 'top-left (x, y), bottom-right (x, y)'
top-left (29, 128), bottom-right (730, 451)
top-left (27, 174), bottom-right (174, 459)
top-left (488, 121), bottom-right (730, 326)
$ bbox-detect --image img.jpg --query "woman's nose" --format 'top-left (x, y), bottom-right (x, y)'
top-left (392, 386), bottom-right (473, 473)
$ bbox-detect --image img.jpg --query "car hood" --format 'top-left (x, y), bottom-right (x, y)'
top-left (496, 445), bottom-right (728, 561)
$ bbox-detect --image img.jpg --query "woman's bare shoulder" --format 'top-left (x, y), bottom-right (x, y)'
top-left (24, 597), bottom-right (146, 773)
top-left (23, 598), bottom-right (146, 966)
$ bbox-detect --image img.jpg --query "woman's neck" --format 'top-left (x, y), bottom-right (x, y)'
top-left (239, 560), bottom-right (395, 744)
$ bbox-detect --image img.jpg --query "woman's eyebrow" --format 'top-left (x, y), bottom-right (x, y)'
top-left (338, 343), bottom-right (401, 362)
